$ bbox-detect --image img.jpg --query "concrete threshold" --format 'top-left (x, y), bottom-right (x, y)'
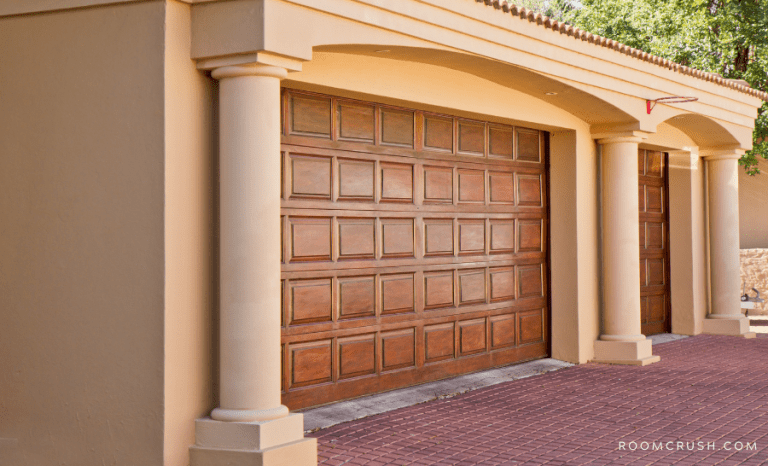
top-left (301, 358), bottom-right (572, 432)
top-left (649, 333), bottom-right (689, 345)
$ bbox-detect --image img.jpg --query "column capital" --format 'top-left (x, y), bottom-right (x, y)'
top-left (211, 63), bottom-right (288, 81)
top-left (593, 130), bottom-right (651, 145)
top-left (700, 147), bottom-right (745, 161)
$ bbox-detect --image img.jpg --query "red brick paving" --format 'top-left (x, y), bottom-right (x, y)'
top-left (310, 335), bottom-right (768, 465)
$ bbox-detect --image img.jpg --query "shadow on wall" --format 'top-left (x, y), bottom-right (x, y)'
top-left (741, 249), bottom-right (768, 315)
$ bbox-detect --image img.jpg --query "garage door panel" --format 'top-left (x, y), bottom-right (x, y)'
top-left (424, 114), bottom-right (454, 152)
top-left (458, 169), bottom-right (486, 203)
top-left (423, 166), bottom-right (454, 203)
top-left (458, 220), bottom-right (486, 255)
top-left (380, 162), bottom-right (414, 202)
top-left (289, 93), bottom-right (331, 138)
top-left (489, 125), bottom-right (515, 158)
top-left (458, 120), bottom-right (486, 156)
top-left (338, 158), bottom-right (375, 200)
top-left (338, 101), bottom-right (375, 143)
top-left (381, 108), bottom-right (414, 148)
top-left (289, 154), bottom-right (332, 199)
top-left (281, 89), bottom-right (548, 409)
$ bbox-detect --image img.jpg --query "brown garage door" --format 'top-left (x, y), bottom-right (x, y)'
top-left (280, 89), bottom-right (550, 409)
top-left (639, 149), bottom-right (671, 335)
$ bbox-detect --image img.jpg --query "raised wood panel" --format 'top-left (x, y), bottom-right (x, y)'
top-left (517, 129), bottom-right (540, 162)
top-left (458, 170), bottom-right (485, 203)
top-left (459, 318), bottom-right (487, 355)
top-left (517, 175), bottom-right (542, 206)
top-left (381, 219), bottom-right (415, 258)
top-left (640, 223), bottom-right (646, 248)
top-left (638, 185), bottom-right (645, 212)
top-left (647, 151), bottom-right (663, 177)
top-left (381, 108), bottom-right (414, 147)
top-left (338, 276), bottom-right (375, 319)
top-left (424, 219), bottom-right (454, 256)
top-left (338, 102), bottom-right (374, 143)
top-left (490, 313), bottom-right (516, 349)
top-left (423, 166), bottom-right (453, 203)
top-left (290, 217), bottom-right (332, 262)
top-left (281, 89), bottom-right (549, 410)
top-left (648, 295), bottom-right (665, 321)
top-left (489, 126), bottom-right (514, 158)
top-left (458, 220), bottom-right (485, 255)
top-left (489, 172), bottom-right (514, 204)
top-left (290, 340), bottom-right (332, 387)
top-left (490, 220), bottom-right (515, 254)
top-left (424, 323), bottom-right (455, 362)
top-left (338, 218), bottom-right (375, 260)
top-left (338, 334), bottom-right (376, 379)
top-left (424, 114), bottom-right (453, 152)
top-left (490, 267), bottom-right (515, 302)
top-left (647, 223), bottom-right (664, 249)
top-left (381, 163), bottom-right (414, 202)
top-left (458, 269), bottom-right (486, 305)
top-left (640, 259), bottom-right (647, 286)
top-left (290, 279), bottom-right (332, 325)
top-left (640, 296), bottom-right (648, 323)
top-left (338, 159), bottom-right (374, 200)
top-left (638, 151), bottom-right (645, 175)
top-left (291, 155), bottom-right (331, 199)
top-left (518, 265), bottom-right (543, 298)
top-left (646, 186), bottom-right (663, 213)
top-left (518, 220), bottom-right (542, 253)
top-left (424, 271), bottom-right (454, 310)
top-left (381, 274), bottom-right (415, 314)
top-left (291, 94), bottom-right (331, 137)
top-left (519, 310), bottom-right (543, 344)
top-left (458, 120), bottom-right (485, 155)
top-left (381, 328), bottom-right (416, 371)
top-left (648, 258), bottom-right (665, 285)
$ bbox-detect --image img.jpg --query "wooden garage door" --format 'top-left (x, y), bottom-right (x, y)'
top-left (639, 149), bottom-right (671, 335)
top-left (280, 89), bottom-right (550, 409)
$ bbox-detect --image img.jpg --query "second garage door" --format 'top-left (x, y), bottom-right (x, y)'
top-left (280, 89), bottom-right (550, 409)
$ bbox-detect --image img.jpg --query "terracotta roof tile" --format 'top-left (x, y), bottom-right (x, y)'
top-left (474, 0), bottom-right (768, 101)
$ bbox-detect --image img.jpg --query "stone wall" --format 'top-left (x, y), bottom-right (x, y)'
top-left (741, 249), bottom-right (768, 315)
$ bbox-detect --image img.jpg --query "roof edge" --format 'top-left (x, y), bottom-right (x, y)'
top-left (475, 0), bottom-right (768, 102)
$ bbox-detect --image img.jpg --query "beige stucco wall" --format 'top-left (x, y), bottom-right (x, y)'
top-left (668, 151), bottom-right (709, 335)
top-left (163, 1), bottom-right (217, 466)
top-left (0, 2), bottom-right (167, 465)
top-left (549, 132), bottom-right (601, 363)
top-left (741, 249), bottom-right (768, 315)
top-left (739, 157), bottom-right (768, 249)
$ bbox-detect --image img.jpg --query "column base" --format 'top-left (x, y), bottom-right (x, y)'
top-left (593, 338), bottom-right (660, 366)
top-left (703, 316), bottom-right (756, 338)
top-left (190, 414), bottom-right (317, 466)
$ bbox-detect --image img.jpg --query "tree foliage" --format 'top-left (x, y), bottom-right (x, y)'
top-left (524, 0), bottom-right (768, 174)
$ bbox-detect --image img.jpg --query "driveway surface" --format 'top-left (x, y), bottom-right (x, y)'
top-left (309, 334), bottom-right (768, 465)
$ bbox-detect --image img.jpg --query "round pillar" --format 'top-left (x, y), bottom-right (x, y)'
top-left (210, 64), bottom-right (288, 422)
top-left (599, 136), bottom-right (645, 342)
top-left (593, 135), bottom-right (659, 365)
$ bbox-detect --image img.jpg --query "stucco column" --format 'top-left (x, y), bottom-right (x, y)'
top-left (212, 63), bottom-right (287, 423)
top-left (702, 150), bottom-right (755, 338)
top-left (593, 135), bottom-right (660, 365)
top-left (190, 63), bottom-right (317, 465)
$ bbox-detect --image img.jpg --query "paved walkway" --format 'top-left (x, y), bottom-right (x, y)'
top-left (309, 335), bottom-right (768, 465)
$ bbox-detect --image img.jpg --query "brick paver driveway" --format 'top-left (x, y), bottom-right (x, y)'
top-left (310, 335), bottom-right (768, 465)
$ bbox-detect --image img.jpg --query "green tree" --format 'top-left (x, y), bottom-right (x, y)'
top-left (528, 0), bottom-right (768, 173)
